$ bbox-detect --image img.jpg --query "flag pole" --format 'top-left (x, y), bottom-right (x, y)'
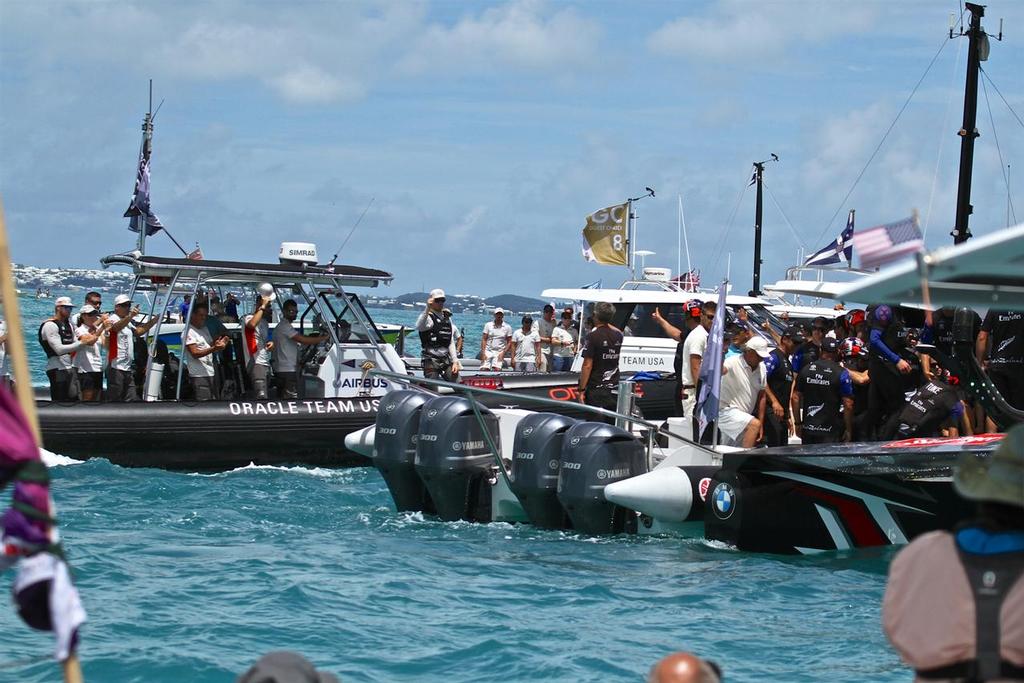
top-left (627, 199), bottom-right (635, 280)
top-left (137, 81), bottom-right (154, 256)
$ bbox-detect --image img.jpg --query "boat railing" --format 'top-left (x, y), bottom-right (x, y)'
top-left (369, 368), bottom-right (716, 477)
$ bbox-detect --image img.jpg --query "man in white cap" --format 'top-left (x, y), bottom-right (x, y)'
top-left (105, 293), bottom-right (158, 402)
top-left (480, 307), bottom-right (512, 371)
top-left (415, 289), bottom-right (460, 380)
top-left (884, 424), bottom-right (1024, 681)
top-left (38, 297), bottom-right (99, 401)
top-left (716, 335), bottom-right (769, 447)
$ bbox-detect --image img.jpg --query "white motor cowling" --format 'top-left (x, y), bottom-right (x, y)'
top-left (278, 242), bottom-right (319, 265)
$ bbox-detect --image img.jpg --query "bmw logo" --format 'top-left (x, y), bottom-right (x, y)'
top-left (427, 409), bottom-right (437, 418)
top-left (711, 482), bottom-right (736, 520)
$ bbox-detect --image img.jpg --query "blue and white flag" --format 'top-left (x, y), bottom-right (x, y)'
top-left (124, 150), bottom-right (164, 236)
top-left (696, 283), bottom-right (728, 440)
top-left (804, 210), bottom-right (854, 267)
top-left (853, 211), bottom-right (923, 270)
top-left (579, 279), bottom-right (602, 289)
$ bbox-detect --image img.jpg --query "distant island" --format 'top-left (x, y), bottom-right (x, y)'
top-left (365, 292), bottom-right (550, 316)
top-left (13, 263), bottom-right (134, 292)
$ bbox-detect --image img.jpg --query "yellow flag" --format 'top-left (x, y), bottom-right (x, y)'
top-left (581, 202), bottom-right (628, 266)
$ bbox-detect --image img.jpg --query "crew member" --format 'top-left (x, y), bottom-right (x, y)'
top-left (651, 299), bottom-right (703, 417)
top-left (884, 371), bottom-right (970, 440)
top-left (795, 337), bottom-right (854, 444)
top-left (480, 308), bottom-right (512, 371)
top-left (978, 309), bottom-right (1024, 411)
top-left (717, 336), bottom-right (768, 448)
top-left (537, 304), bottom-right (556, 372)
top-left (272, 299), bottom-right (329, 398)
top-left (577, 301), bottom-right (622, 418)
top-left (39, 297), bottom-right (96, 401)
top-left (414, 289), bottom-right (460, 381)
top-left (73, 305), bottom-right (109, 402)
top-left (840, 336), bottom-right (871, 440)
top-left (883, 424), bottom-right (1024, 681)
top-left (763, 326), bottom-right (803, 447)
top-left (866, 304), bottom-right (913, 439)
top-left (791, 317), bottom-right (828, 373)
top-left (105, 294), bottom-right (158, 402)
top-left (185, 303), bottom-right (229, 401)
top-left (244, 292), bottom-right (275, 399)
top-left (510, 316), bottom-right (542, 372)
top-left (72, 291), bottom-right (103, 327)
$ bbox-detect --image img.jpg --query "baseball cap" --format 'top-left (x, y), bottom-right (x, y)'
top-left (782, 325), bottom-right (806, 343)
top-left (493, 307), bottom-right (504, 315)
top-left (821, 337), bottom-right (840, 354)
top-left (54, 297), bottom-right (73, 308)
top-left (683, 299), bottom-right (703, 319)
top-left (429, 288), bottom-right (446, 300)
top-left (79, 304), bottom-right (98, 315)
top-left (743, 336), bottom-right (771, 359)
top-left (114, 294), bottom-right (132, 306)
top-left (954, 424), bottom-right (1024, 508)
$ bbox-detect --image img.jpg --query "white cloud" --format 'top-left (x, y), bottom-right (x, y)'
top-left (648, 1), bottom-right (876, 62)
top-left (445, 206), bottom-right (488, 248)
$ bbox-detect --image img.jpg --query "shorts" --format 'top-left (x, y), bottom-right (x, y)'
top-left (78, 371), bottom-right (103, 393)
top-left (105, 367), bottom-right (136, 402)
top-left (551, 356), bottom-right (573, 372)
top-left (480, 351), bottom-right (505, 371)
top-left (515, 361), bottom-right (536, 372)
top-left (717, 407), bottom-right (755, 445)
top-left (191, 375), bottom-right (218, 401)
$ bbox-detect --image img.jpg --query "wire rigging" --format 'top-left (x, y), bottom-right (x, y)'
top-left (708, 169), bottom-right (751, 282)
top-left (981, 73), bottom-right (1018, 226)
top-left (923, 33), bottom-right (964, 238)
top-left (980, 66), bottom-right (1024, 132)
top-left (762, 179), bottom-right (807, 251)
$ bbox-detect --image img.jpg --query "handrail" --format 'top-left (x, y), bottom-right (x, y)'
top-left (369, 369), bottom-right (717, 458)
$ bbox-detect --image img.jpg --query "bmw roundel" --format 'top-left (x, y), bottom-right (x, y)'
top-left (711, 482), bottom-right (736, 520)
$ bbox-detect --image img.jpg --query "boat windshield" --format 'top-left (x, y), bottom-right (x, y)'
top-left (610, 302), bottom-right (787, 340)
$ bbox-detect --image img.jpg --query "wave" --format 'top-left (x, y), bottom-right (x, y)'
top-left (189, 461), bottom-right (355, 479)
top-left (41, 449), bottom-right (85, 467)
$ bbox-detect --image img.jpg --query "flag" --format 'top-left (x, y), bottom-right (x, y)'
top-left (187, 245), bottom-right (203, 261)
top-left (696, 283), bottom-right (727, 440)
top-left (853, 211), bottom-right (923, 270)
top-left (579, 279), bottom-right (602, 289)
top-left (581, 202), bottom-right (628, 266)
top-left (748, 170), bottom-right (757, 186)
top-left (124, 150), bottom-right (164, 236)
top-left (672, 269), bottom-right (701, 291)
top-left (804, 210), bottom-right (855, 267)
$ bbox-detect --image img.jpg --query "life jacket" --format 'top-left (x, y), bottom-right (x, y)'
top-left (673, 326), bottom-right (691, 379)
top-left (893, 379), bottom-right (960, 439)
top-left (766, 348), bottom-right (794, 417)
top-left (419, 311), bottom-right (453, 360)
top-left (798, 358), bottom-right (845, 436)
top-left (37, 319), bottom-right (73, 359)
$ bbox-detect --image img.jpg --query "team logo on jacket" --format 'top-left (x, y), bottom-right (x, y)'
top-left (712, 482), bottom-right (736, 520)
top-left (806, 403), bottom-right (825, 418)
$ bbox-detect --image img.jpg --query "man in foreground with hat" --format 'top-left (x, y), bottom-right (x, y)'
top-left (105, 293), bottom-right (159, 401)
top-left (415, 288), bottom-right (460, 381)
top-left (717, 335), bottom-right (769, 448)
top-left (883, 424), bottom-right (1024, 681)
top-left (38, 297), bottom-right (100, 401)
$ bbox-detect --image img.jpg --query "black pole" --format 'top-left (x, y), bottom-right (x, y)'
top-left (752, 162), bottom-right (765, 295)
top-left (952, 3), bottom-right (986, 245)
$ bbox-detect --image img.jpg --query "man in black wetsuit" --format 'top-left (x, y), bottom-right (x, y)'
top-left (651, 299), bottom-right (703, 417)
top-left (977, 309), bottom-right (1024, 411)
top-left (795, 337), bottom-right (854, 445)
top-left (415, 288), bottom-right (461, 381)
top-left (578, 301), bottom-right (623, 420)
top-left (791, 316), bottom-right (828, 375)
top-left (883, 373), bottom-right (968, 440)
top-left (866, 304), bottom-right (914, 440)
top-left (762, 325), bottom-right (804, 447)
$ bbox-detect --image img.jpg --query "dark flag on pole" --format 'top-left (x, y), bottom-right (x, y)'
top-left (124, 150), bottom-right (164, 236)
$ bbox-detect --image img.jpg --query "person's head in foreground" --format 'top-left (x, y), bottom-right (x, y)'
top-left (237, 651), bottom-right (340, 683)
top-left (648, 651), bottom-right (722, 683)
top-left (954, 422), bottom-right (1024, 527)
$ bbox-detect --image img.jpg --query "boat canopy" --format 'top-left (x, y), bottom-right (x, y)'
top-left (100, 253), bottom-right (393, 288)
top-left (541, 288), bottom-right (764, 307)
top-left (836, 223), bottom-right (1024, 310)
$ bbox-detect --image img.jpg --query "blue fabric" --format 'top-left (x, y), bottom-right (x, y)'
top-left (950, 401), bottom-right (964, 420)
top-left (764, 351), bottom-right (780, 377)
top-left (920, 323), bottom-right (935, 344)
top-left (725, 345), bottom-right (742, 359)
top-left (791, 348), bottom-right (805, 374)
top-left (631, 371), bottom-right (660, 382)
top-left (839, 369), bottom-right (854, 398)
top-left (869, 328), bottom-right (902, 364)
top-left (956, 527), bottom-right (1024, 555)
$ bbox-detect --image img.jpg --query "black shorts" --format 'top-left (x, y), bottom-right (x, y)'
top-left (78, 371), bottom-right (103, 392)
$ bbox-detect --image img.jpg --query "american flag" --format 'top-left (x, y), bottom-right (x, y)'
top-left (187, 245), bottom-right (204, 260)
top-left (672, 269), bottom-right (701, 291)
top-left (853, 212), bottom-right (923, 270)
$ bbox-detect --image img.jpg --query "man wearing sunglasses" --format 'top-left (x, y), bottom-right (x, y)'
top-left (415, 288), bottom-right (460, 381)
top-left (105, 293), bottom-right (159, 401)
top-left (39, 297), bottom-right (99, 401)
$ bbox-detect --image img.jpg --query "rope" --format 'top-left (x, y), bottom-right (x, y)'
top-left (812, 34), bottom-right (952, 247)
top-left (762, 178), bottom-right (807, 250)
top-left (980, 67), bottom-right (1024, 131)
top-left (981, 73), bottom-right (1018, 226)
top-left (923, 33), bottom-right (964, 238)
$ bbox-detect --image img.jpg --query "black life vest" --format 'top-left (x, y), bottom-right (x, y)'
top-left (38, 318), bottom-right (74, 359)
top-left (894, 379), bottom-right (960, 439)
top-left (843, 355), bottom-right (870, 415)
top-left (869, 315), bottom-right (906, 374)
top-left (419, 311), bottom-right (453, 359)
top-left (917, 534), bottom-right (1024, 681)
top-left (766, 348), bottom-right (794, 417)
top-left (673, 326), bottom-right (691, 379)
top-left (798, 358), bottom-right (845, 436)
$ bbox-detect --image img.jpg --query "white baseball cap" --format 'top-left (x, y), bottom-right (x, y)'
top-left (114, 294), bottom-right (132, 306)
top-left (493, 307), bottom-right (505, 315)
top-left (54, 296), bottom-right (73, 307)
top-left (429, 288), bottom-right (446, 300)
top-left (743, 336), bottom-right (771, 359)
top-left (79, 304), bottom-right (98, 315)
top-left (258, 283), bottom-right (277, 301)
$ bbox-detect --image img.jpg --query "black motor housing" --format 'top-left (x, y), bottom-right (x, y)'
top-left (508, 412), bottom-right (578, 529)
top-left (414, 396), bottom-right (499, 522)
top-left (557, 421), bottom-right (645, 535)
top-left (373, 390), bottom-right (434, 513)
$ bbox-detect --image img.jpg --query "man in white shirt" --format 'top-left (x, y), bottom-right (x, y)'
top-left (272, 298), bottom-right (328, 398)
top-left (677, 301), bottom-right (716, 419)
top-left (536, 305), bottom-right (556, 372)
top-left (39, 297), bottom-right (99, 401)
top-left (480, 308), bottom-right (512, 370)
top-left (550, 311), bottom-right (577, 372)
top-left (510, 316), bottom-right (542, 372)
top-left (244, 293), bottom-right (275, 399)
top-left (185, 303), bottom-right (229, 401)
top-left (718, 336), bottom-right (769, 448)
top-left (105, 293), bottom-right (158, 402)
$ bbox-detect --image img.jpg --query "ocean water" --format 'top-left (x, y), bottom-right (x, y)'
top-left (2, 293), bottom-right (908, 681)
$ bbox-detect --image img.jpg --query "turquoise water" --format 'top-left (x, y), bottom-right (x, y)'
top-left (3, 293), bottom-right (908, 681)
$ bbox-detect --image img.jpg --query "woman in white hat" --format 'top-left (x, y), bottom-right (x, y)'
top-left (72, 304), bottom-right (110, 401)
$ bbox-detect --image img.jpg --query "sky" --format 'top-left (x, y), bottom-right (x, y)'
top-left (1, 0), bottom-right (1021, 298)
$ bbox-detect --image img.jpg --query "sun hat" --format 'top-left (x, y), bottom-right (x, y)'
top-left (493, 307), bottom-right (504, 315)
top-left (953, 424), bottom-right (1024, 508)
top-left (54, 297), bottom-right (74, 308)
top-left (429, 288), bottom-right (445, 300)
top-left (79, 305), bottom-right (98, 315)
top-left (258, 283), bottom-right (277, 302)
top-left (237, 651), bottom-right (340, 683)
top-left (113, 294), bottom-right (131, 306)
top-left (742, 336), bottom-right (771, 359)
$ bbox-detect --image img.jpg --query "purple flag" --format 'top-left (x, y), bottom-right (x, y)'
top-left (124, 150), bottom-right (164, 236)
top-left (696, 283), bottom-right (728, 439)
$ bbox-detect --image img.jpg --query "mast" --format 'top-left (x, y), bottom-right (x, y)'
top-left (752, 161), bottom-right (765, 295)
top-left (951, 3), bottom-right (988, 245)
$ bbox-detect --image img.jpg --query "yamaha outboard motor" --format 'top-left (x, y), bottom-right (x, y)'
top-left (508, 413), bottom-right (578, 529)
top-left (415, 396), bottom-right (500, 522)
top-left (557, 421), bottom-right (645, 535)
top-left (374, 390), bottom-right (434, 513)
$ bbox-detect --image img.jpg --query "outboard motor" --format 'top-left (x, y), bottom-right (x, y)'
top-left (557, 421), bottom-right (645, 535)
top-left (415, 396), bottom-right (500, 522)
top-left (508, 413), bottom-right (578, 529)
top-left (374, 390), bottom-right (434, 513)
